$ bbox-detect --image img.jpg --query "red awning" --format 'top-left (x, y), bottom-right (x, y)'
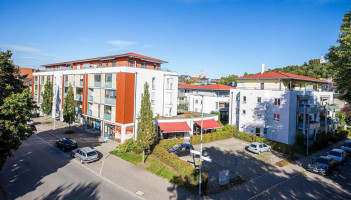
top-left (195, 119), bottom-right (223, 130)
top-left (158, 122), bottom-right (192, 133)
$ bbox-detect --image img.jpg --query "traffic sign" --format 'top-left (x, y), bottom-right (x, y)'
top-left (201, 156), bottom-right (212, 162)
top-left (190, 150), bottom-right (201, 155)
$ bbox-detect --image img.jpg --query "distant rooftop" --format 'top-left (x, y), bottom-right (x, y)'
top-left (237, 71), bottom-right (327, 83)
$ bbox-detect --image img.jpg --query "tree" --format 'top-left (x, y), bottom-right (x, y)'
top-left (327, 10), bottom-right (351, 104)
top-left (137, 82), bottom-right (156, 163)
top-left (0, 50), bottom-right (34, 170)
top-left (63, 84), bottom-right (76, 131)
top-left (41, 78), bottom-right (53, 115)
top-left (217, 74), bottom-right (238, 85)
top-left (185, 78), bottom-right (198, 84)
top-left (336, 111), bottom-right (346, 125)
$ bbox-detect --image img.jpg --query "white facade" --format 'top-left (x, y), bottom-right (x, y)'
top-left (228, 89), bottom-right (334, 144)
top-left (187, 95), bottom-right (230, 114)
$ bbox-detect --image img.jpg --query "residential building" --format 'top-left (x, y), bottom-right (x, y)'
top-left (178, 83), bottom-right (234, 121)
top-left (229, 71), bottom-right (336, 145)
top-left (32, 53), bottom-right (178, 143)
top-left (19, 67), bottom-right (36, 89)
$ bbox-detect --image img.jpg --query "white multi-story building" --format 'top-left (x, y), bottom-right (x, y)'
top-left (32, 53), bottom-right (178, 143)
top-left (229, 71), bottom-right (336, 145)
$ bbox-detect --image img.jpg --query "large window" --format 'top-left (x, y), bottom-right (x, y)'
top-left (141, 62), bottom-right (147, 68)
top-left (166, 78), bottom-right (173, 90)
top-left (275, 98), bottom-right (281, 106)
top-left (112, 61), bottom-right (116, 67)
top-left (94, 74), bottom-right (101, 87)
top-left (260, 82), bottom-right (264, 89)
top-left (105, 74), bottom-right (112, 88)
top-left (105, 90), bottom-right (116, 105)
top-left (104, 105), bottom-right (112, 120)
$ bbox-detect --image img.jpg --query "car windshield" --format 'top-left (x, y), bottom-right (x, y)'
top-left (314, 158), bottom-right (329, 165)
top-left (87, 151), bottom-right (97, 157)
top-left (343, 143), bottom-right (351, 148)
top-left (171, 144), bottom-right (181, 150)
top-left (329, 151), bottom-right (341, 157)
top-left (250, 144), bottom-right (257, 148)
top-left (64, 140), bottom-right (74, 145)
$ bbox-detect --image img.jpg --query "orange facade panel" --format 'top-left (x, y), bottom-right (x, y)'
top-left (116, 73), bottom-right (135, 124)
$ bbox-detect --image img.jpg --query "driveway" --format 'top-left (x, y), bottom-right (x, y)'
top-left (180, 138), bottom-right (288, 186)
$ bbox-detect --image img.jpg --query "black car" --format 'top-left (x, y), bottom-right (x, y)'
top-left (307, 156), bottom-right (338, 176)
top-left (168, 143), bottom-right (194, 156)
top-left (56, 138), bottom-right (78, 151)
top-left (341, 140), bottom-right (351, 155)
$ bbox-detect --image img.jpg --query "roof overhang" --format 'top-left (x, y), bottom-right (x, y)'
top-left (236, 77), bottom-right (326, 84)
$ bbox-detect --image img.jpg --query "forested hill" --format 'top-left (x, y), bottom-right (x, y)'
top-left (266, 61), bottom-right (335, 79)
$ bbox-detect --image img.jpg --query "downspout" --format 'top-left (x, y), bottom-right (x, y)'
top-left (133, 72), bottom-right (138, 140)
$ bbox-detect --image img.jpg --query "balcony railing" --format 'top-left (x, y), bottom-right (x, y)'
top-left (105, 81), bottom-right (112, 88)
top-left (105, 97), bottom-right (116, 105)
top-left (88, 110), bottom-right (92, 116)
top-left (94, 82), bottom-right (101, 87)
top-left (104, 113), bottom-right (111, 120)
top-left (88, 96), bottom-right (93, 102)
top-left (76, 94), bottom-right (82, 101)
top-left (298, 106), bottom-right (320, 113)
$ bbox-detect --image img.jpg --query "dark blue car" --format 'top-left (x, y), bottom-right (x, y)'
top-left (56, 138), bottom-right (78, 151)
top-left (168, 143), bottom-right (194, 156)
top-left (307, 156), bottom-right (338, 176)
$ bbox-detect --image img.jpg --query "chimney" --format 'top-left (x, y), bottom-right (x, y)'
top-left (261, 63), bottom-right (265, 74)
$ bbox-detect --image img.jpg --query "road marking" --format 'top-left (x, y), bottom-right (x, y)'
top-left (99, 160), bottom-right (104, 175)
top-left (33, 134), bottom-right (145, 200)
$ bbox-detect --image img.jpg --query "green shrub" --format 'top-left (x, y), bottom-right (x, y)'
top-left (296, 133), bottom-right (305, 146)
top-left (117, 139), bottom-right (139, 153)
top-left (158, 139), bottom-right (183, 149)
top-left (64, 130), bottom-right (74, 134)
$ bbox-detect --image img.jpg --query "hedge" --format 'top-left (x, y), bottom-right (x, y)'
top-left (153, 145), bottom-right (208, 191)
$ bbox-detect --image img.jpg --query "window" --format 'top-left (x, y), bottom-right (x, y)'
top-left (260, 82), bottom-right (264, 89)
top-left (256, 128), bottom-right (260, 136)
top-left (243, 110), bottom-right (246, 115)
top-left (105, 74), bottom-right (112, 88)
top-left (264, 128), bottom-right (268, 134)
top-left (112, 61), bottom-right (116, 67)
top-left (151, 92), bottom-right (155, 105)
top-left (216, 102), bottom-right (219, 109)
top-left (41, 76), bottom-right (44, 82)
top-left (105, 90), bottom-right (116, 98)
top-left (99, 62), bottom-right (102, 67)
top-left (152, 77), bottom-right (156, 89)
top-left (104, 105), bottom-right (112, 114)
top-left (195, 100), bottom-right (198, 104)
top-left (243, 96), bottom-right (246, 104)
top-left (166, 78), bottom-right (173, 89)
top-left (105, 62), bottom-right (109, 67)
top-left (275, 98), bottom-right (281, 106)
top-left (95, 74), bottom-right (101, 82)
top-left (77, 64), bottom-right (81, 69)
top-left (274, 113), bottom-right (280, 121)
top-left (257, 97), bottom-right (261, 103)
top-left (236, 96), bottom-right (240, 101)
top-left (141, 62), bottom-right (147, 68)
top-left (129, 60), bottom-right (135, 67)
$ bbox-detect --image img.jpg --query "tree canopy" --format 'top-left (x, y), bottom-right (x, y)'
top-left (327, 10), bottom-right (351, 104)
top-left (0, 50), bottom-right (34, 170)
top-left (266, 63), bottom-right (335, 79)
top-left (63, 84), bottom-right (76, 130)
top-left (217, 74), bottom-right (238, 85)
top-left (41, 78), bottom-right (53, 115)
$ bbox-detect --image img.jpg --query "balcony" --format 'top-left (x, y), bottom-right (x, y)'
top-left (297, 121), bottom-right (320, 129)
top-left (298, 106), bottom-right (320, 113)
top-left (64, 81), bottom-right (69, 86)
top-left (105, 81), bottom-right (112, 88)
top-left (94, 82), bottom-right (101, 87)
top-left (76, 94), bottom-right (82, 101)
top-left (88, 95), bottom-right (93, 102)
top-left (178, 100), bottom-right (188, 105)
top-left (88, 110), bottom-right (92, 116)
top-left (104, 113), bottom-right (111, 121)
top-left (105, 97), bottom-right (116, 105)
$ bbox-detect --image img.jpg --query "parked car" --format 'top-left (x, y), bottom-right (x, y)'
top-left (307, 156), bottom-right (338, 176)
top-left (341, 140), bottom-right (351, 155)
top-left (56, 138), bottom-right (78, 151)
top-left (247, 142), bottom-right (271, 154)
top-left (168, 143), bottom-right (194, 156)
top-left (327, 149), bottom-right (347, 165)
top-left (71, 147), bottom-right (99, 164)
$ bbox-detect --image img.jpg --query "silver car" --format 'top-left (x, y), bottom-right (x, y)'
top-left (71, 147), bottom-right (99, 164)
top-left (247, 142), bottom-right (271, 154)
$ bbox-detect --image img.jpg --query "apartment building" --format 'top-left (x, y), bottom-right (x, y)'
top-left (32, 53), bottom-right (178, 143)
top-left (178, 84), bottom-right (233, 121)
top-left (229, 71), bottom-right (335, 145)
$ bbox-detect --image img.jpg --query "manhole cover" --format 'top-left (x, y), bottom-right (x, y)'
top-left (136, 191), bottom-right (144, 196)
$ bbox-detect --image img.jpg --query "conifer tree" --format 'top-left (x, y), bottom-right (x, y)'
top-left (63, 84), bottom-right (76, 131)
top-left (41, 78), bottom-right (53, 115)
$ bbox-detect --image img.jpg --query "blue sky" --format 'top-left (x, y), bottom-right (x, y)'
top-left (0, 0), bottom-right (349, 78)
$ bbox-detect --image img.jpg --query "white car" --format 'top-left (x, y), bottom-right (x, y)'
top-left (247, 142), bottom-right (271, 154)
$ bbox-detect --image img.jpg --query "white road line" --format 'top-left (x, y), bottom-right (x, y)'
top-left (33, 133), bottom-right (145, 200)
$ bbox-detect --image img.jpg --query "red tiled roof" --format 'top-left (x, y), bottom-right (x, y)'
top-left (178, 83), bottom-right (233, 90)
top-left (237, 72), bottom-right (326, 83)
top-left (19, 67), bottom-right (33, 79)
top-left (195, 119), bottom-right (223, 130)
top-left (126, 52), bottom-right (163, 62)
top-left (158, 122), bottom-right (192, 133)
top-left (200, 84), bottom-right (234, 90)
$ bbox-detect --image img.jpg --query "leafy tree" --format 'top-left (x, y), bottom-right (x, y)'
top-left (327, 10), bottom-right (351, 104)
top-left (137, 82), bottom-right (156, 163)
top-left (63, 84), bottom-right (76, 131)
top-left (0, 50), bottom-right (34, 170)
top-left (336, 111), bottom-right (346, 125)
top-left (217, 74), bottom-right (238, 85)
top-left (41, 78), bottom-right (53, 115)
top-left (243, 72), bottom-right (249, 76)
top-left (185, 78), bottom-right (198, 84)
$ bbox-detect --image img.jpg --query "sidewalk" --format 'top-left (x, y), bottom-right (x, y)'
top-left (33, 117), bottom-right (195, 200)
top-left (205, 138), bottom-right (348, 200)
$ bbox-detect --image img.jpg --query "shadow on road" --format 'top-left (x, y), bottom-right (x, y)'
top-left (39, 182), bottom-right (99, 200)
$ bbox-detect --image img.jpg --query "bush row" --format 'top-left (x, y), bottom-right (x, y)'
top-left (153, 145), bottom-right (208, 191)
top-left (312, 130), bottom-right (351, 151)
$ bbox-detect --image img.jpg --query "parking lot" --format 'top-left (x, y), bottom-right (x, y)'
top-left (180, 138), bottom-right (289, 186)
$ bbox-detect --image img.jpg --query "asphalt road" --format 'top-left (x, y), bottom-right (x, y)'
top-left (256, 158), bottom-right (351, 200)
top-left (0, 134), bottom-right (141, 200)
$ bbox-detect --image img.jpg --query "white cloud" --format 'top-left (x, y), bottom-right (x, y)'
top-left (1, 44), bottom-right (55, 57)
top-left (107, 40), bottom-right (137, 48)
